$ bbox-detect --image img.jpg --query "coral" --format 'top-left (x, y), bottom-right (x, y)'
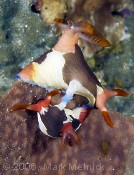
top-left (72, 0), bottom-right (133, 57)
top-left (32, 0), bottom-right (131, 42)
top-left (39, 0), bottom-right (67, 24)
top-left (0, 82), bottom-right (134, 175)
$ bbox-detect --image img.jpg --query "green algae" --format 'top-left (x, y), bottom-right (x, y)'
top-left (100, 140), bottom-right (111, 156)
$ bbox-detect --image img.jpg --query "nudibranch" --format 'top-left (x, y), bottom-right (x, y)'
top-left (11, 89), bottom-right (91, 147)
top-left (16, 18), bottom-right (128, 127)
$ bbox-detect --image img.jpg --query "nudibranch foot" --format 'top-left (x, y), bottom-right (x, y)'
top-left (96, 88), bottom-right (128, 127)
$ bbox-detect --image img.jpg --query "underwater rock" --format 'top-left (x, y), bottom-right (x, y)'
top-left (35, 0), bottom-right (67, 24)
top-left (125, 144), bottom-right (134, 175)
top-left (97, 13), bottom-right (134, 116)
top-left (0, 81), bottom-right (134, 175)
top-left (0, 0), bottom-right (57, 95)
top-left (32, 0), bottom-right (131, 45)
top-left (31, 0), bottom-right (129, 60)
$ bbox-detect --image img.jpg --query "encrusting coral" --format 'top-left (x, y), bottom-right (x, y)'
top-left (32, 0), bottom-right (132, 45)
top-left (0, 82), bottom-right (134, 175)
top-left (32, 0), bottom-right (67, 24)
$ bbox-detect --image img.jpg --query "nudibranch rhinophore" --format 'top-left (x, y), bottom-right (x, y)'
top-left (16, 18), bottom-right (128, 127)
top-left (11, 89), bottom-right (91, 147)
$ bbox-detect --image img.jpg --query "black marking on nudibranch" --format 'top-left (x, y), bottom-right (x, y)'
top-left (34, 50), bottom-right (52, 64)
top-left (63, 44), bottom-right (102, 98)
top-left (39, 107), bottom-right (67, 137)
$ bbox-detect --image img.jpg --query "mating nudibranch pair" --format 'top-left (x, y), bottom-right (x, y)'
top-left (12, 18), bottom-right (128, 147)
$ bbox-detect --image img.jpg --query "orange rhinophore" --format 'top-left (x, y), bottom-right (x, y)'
top-left (96, 89), bottom-right (129, 127)
top-left (11, 89), bottom-right (61, 113)
top-left (54, 18), bottom-right (111, 47)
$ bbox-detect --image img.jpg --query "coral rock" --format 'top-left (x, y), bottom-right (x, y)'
top-left (0, 81), bottom-right (134, 175)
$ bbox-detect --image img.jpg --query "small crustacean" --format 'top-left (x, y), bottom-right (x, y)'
top-left (11, 89), bottom-right (91, 147)
top-left (16, 18), bottom-right (128, 127)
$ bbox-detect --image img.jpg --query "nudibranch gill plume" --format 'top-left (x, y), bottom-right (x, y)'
top-left (16, 18), bottom-right (128, 128)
